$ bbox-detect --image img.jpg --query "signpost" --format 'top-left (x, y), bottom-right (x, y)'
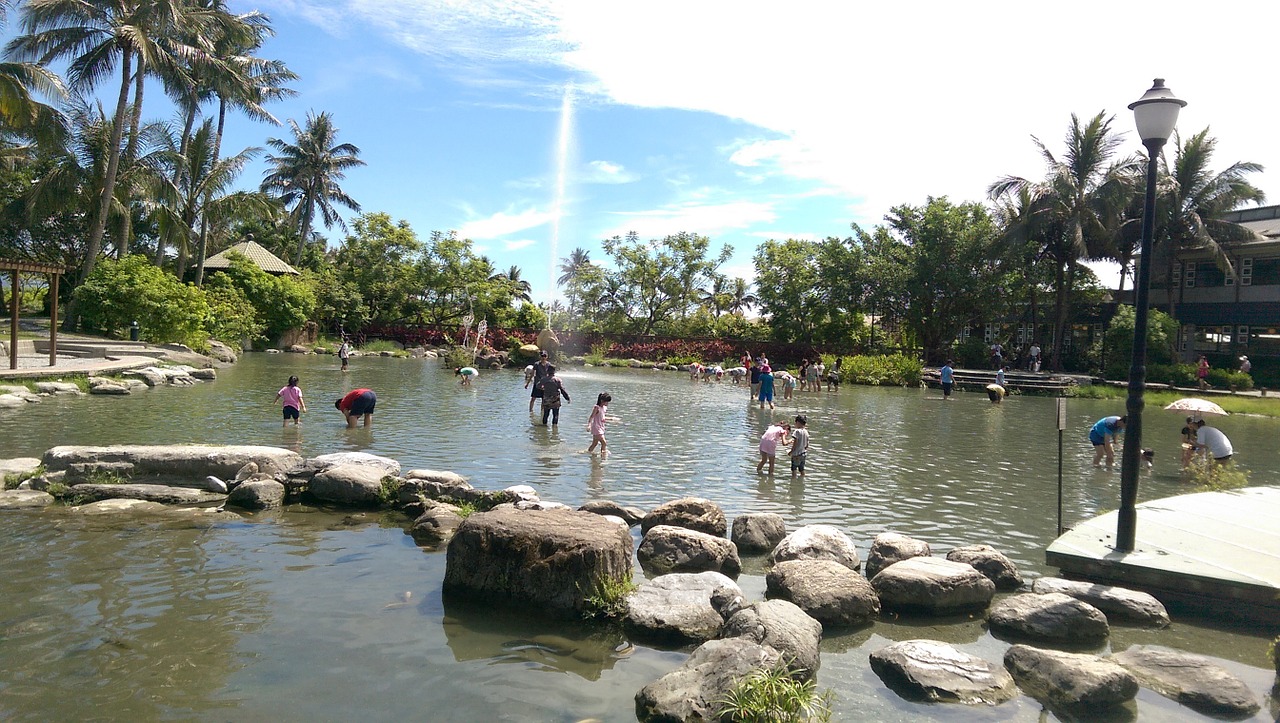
top-left (1056, 398), bottom-right (1067, 535)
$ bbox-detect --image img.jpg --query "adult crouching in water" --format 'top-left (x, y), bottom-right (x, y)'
top-left (540, 365), bottom-right (570, 425)
top-left (336, 388), bottom-right (376, 429)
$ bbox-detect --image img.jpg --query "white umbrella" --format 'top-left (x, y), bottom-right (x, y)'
top-left (1162, 397), bottom-right (1228, 419)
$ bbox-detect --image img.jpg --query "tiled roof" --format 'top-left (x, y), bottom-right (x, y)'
top-left (204, 241), bottom-right (299, 275)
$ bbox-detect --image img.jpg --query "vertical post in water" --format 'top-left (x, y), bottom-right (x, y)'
top-left (1056, 397), bottom-right (1067, 535)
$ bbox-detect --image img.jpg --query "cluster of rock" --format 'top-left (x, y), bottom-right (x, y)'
top-left (0, 446), bottom-right (1271, 720)
top-left (0, 364), bottom-right (217, 407)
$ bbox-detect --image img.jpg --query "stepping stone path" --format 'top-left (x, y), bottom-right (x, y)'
top-left (1111, 645), bottom-right (1260, 718)
top-left (769, 524), bottom-right (860, 570)
top-left (865, 532), bottom-right (931, 578)
top-left (624, 571), bottom-right (741, 645)
top-left (765, 558), bottom-right (880, 627)
top-left (637, 524), bottom-right (741, 577)
top-left (1004, 644), bottom-right (1138, 712)
top-left (871, 557), bottom-right (995, 613)
top-left (946, 544), bottom-right (1023, 590)
top-left (1032, 577), bottom-right (1170, 628)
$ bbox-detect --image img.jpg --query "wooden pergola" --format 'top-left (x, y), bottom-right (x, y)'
top-left (1, 259), bottom-right (67, 370)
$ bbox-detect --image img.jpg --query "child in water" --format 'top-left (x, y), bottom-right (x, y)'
top-left (274, 375), bottom-right (307, 426)
top-left (585, 392), bottom-right (619, 456)
top-left (455, 366), bottom-right (478, 386)
top-left (756, 422), bottom-right (792, 475)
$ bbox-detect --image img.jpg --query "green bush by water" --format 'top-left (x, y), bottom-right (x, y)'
top-left (717, 665), bottom-right (833, 723)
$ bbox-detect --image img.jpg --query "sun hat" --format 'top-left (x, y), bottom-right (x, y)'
top-left (540, 350), bottom-right (548, 357)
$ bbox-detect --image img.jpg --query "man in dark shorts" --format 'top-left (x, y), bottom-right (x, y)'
top-left (335, 388), bottom-right (376, 428)
top-left (529, 351), bottom-right (550, 412)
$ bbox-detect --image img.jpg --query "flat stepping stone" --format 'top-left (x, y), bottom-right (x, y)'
top-left (770, 524), bottom-right (860, 571)
top-left (1032, 577), bottom-right (1169, 628)
top-left (946, 544), bottom-right (1023, 590)
top-left (865, 532), bottom-right (931, 578)
top-left (871, 557), bottom-right (995, 613)
top-left (870, 639), bottom-right (1016, 705)
top-left (0, 457), bottom-right (42, 481)
top-left (1110, 645), bottom-right (1260, 718)
top-left (0, 489), bottom-right (54, 510)
top-left (988, 592), bottom-right (1109, 642)
top-left (638, 525), bottom-right (740, 578)
top-left (625, 571), bottom-right (741, 645)
top-left (70, 483), bottom-right (225, 505)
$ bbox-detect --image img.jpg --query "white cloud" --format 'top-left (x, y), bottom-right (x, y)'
top-left (456, 207), bottom-right (554, 239)
top-left (599, 200), bottom-right (776, 239)
top-left (504, 238), bottom-right (538, 250)
top-left (581, 160), bottom-right (637, 184)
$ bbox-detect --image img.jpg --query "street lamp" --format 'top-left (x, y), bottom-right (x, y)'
top-left (1116, 79), bottom-right (1186, 552)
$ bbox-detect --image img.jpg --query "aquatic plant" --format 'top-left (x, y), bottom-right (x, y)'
top-left (453, 501), bottom-right (477, 519)
top-left (581, 573), bottom-right (637, 621)
top-left (717, 664), bottom-right (833, 723)
top-left (377, 477), bottom-right (403, 506)
top-left (1186, 457), bottom-right (1250, 492)
top-left (83, 469), bottom-right (130, 485)
top-left (1, 465), bottom-right (45, 490)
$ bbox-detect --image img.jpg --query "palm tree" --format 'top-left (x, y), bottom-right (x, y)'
top-left (0, 0), bottom-right (67, 152)
top-left (989, 112), bottom-right (1138, 370)
top-left (9, 0), bottom-right (210, 284)
top-left (1152, 128), bottom-right (1265, 319)
top-left (260, 110), bottom-right (364, 265)
top-left (501, 265), bottom-right (533, 303)
top-left (697, 274), bottom-right (729, 316)
top-left (727, 277), bottom-right (757, 316)
top-left (557, 247), bottom-right (591, 286)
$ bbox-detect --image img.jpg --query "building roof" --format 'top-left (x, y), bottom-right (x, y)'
top-left (1220, 204), bottom-right (1280, 240)
top-left (203, 240), bottom-right (299, 275)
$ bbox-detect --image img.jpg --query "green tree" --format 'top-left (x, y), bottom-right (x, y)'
top-left (727, 277), bottom-right (757, 316)
top-left (857, 197), bottom-right (1002, 362)
top-left (203, 251), bottom-right (313, 341)
top-left (989, 112), bottom-right (1138, 370)
top-left (331, 212), bottom-right (422, 324)
top-left (600, 231), bottom-right (731, 334)
top-left (74, 253), bottom-right (207, 346)
top-left (1152, 128), bottom-right (1266, 319)
top-left (753, 238), bottom-right (822, 343)
top-left (260, 110), bottom-right (364, 265)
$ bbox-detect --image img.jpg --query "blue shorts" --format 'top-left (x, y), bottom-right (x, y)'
top-left (283, 405), bottom-right (300, 420)
top-left (1089, 431), bottom-right (1106, 446)
top-left (348, 390), bottom-right (376, 416)
top-left (791, 453), bottom-right (806, 472)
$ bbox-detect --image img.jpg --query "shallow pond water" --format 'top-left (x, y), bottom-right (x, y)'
top-left (1, 353), bottom-right (1277, 721)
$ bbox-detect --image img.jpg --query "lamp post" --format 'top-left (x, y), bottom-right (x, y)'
top-left (1116, 79), bottom-right (1186, 552)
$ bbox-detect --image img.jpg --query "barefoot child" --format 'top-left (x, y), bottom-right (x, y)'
top-left (455, 366), bottom-right (478, 386)
top-left (274, 375), bottom-right (307, 426)
top-left (585, 392), bottom-right (618, 455)
top-left (789, 415), bottom-right (809, 477)
top-left (756, 422), bottom-right (791, 475)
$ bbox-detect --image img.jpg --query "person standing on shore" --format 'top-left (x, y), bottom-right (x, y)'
top-left (1197, 356), bottom-right (1210, 390)
top-left (1240, 355), bottom-right (1251, 374)
top-left (274, 375), bottom-right (307, 426)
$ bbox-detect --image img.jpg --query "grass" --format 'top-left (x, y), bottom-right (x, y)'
top-left (360, 339), bottom-right (407, 354)
top-left (82, 469), bottom-right (130, 485)
top-left (377, 476), bottom-right (404, 506)
top-left (1185, 457), bottom-right (1251, 492)
top-left (1066, 385), bottom-right (1280, 417)
top-left (580, 573), bottom-right (638, 621)
top-left (454, 501), bottom-right (478, 518)
top-left (717, 664), bottom-right (833, 723)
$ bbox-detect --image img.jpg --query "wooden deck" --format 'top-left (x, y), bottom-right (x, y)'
top-left (1046, 486), bottom-right (1280, 624)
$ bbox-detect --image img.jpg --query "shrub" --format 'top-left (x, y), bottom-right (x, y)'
top-left (75, 255), bottom-right (208, 347)
top-left (204, 253), bottom-right (315, 342)
top-left (440, 346), bottom-right (473, 368)
top-left (951, 337), bottom-right (987, 369)
top-left (717, 665), bottom-right (833, 723)
top-left (830, 353), bottom-right (922, 387)
top-left (204, 283), bottom-right (264, 345)
top-left (1186, 457), bottom-right (1250, 492)
top-left (580, 574), bottom-right (638, 621)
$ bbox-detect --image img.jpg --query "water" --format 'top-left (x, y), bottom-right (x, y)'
top-left (1, 354), bottom-right (1277, 721)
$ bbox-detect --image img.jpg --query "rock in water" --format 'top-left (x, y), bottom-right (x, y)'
top-left (205, 476), bottom-right (228, 493)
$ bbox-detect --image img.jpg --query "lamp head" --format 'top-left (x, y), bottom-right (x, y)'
top-left (1128, 78), bottom-right (1186, 144)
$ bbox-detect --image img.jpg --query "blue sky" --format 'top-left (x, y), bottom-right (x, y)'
top-left (109, 2), bottom-right (1280, 299)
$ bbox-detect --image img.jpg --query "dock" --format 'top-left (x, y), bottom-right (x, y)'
top-left (1046, 486), bottom-right (1280, 623)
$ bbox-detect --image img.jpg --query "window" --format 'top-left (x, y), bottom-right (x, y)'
top-left (1251, 258), bottom-right (1280, 285)
top-left (1242, 257), bottom-right (1253, 286)
top-left (1184, 262), bottom-right (1196, 288)
top-left (1172, 262), bottom-right (1181, 286)
top-left (1199, 264), bottom-right (1225, 287)
top-left (1238, 326), bottom-right (1249, 347)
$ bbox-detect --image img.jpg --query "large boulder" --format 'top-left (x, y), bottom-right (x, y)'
top-left (1032, 577), bottom-right (1169, 628)
top-left (409, 501), bottom-right (465, 546)
top-left (311, 452), bottom-right (401, 477)
top-left (1111, 645), bottom-right (1260, 718)
top-left (721, 599), bottom-right (823, 680)
top-left (765, 558), bottom-right (880, 627)
top-left (206, 339), bottom-right (238, 363)
top-left (309, 463), bottom-right (389, 506)
top-left (640, 497), bottom-right (727, 537)
top-left (226, 479), bottom-right (285, 510)
top-left (987, 592), bottom-right (1109, 643)
top-left (731, 513), bottom-right (787, 554)
top-left (68, 483), bottom-right (225, 506)
top-left (443, 507), bottom-right (633, 617)
top-left (635, 638), bottom-right (782, 723)
top-left (34, 381), bottom-right (80, 395)
top-left (579, 500), bottom-right (645, 526)
top-left (870, 639), bottom-right (1017, 705)
top-left (637, 525), bottom-right (741, 578)
top-left (1004, 644), bottom-right (1138, 711)
top-left (769, 524), bottom-right (860, 571)
top-left (946, 544), bottom-right (1023, 590)
top-left (0, 489), bottom-right (54, 510)
top-left (865, 532), bottom-right (931, 579)
top-left (871, 557), bottom-right (995, 614)
top-left (399, 472), bottom-right (473, 505)
top-left (42, 445), bottom-right (301, 485)
top-left (624, 571), bottom-right (741, 645)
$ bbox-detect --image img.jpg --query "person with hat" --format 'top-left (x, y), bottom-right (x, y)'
top-left (1239, 355), bottom-right (1251, 374)
top-left (527, 350), bottom-right (550, 412)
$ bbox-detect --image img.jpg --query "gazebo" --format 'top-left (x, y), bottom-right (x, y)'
top-left (1, 259), bottom-right (67, 370)
top-left (203, 240), bottom-right (299, 276)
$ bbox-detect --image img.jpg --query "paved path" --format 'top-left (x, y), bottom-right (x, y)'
top-left (0, 354), bottom-right (162, 380)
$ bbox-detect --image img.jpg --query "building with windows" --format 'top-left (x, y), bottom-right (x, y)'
top-left (1148, 204), bottom-right (1280, 361)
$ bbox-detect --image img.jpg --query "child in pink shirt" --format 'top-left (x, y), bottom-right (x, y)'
top-left (274, 375), bottom-right (307, 426)
top-left (586, 392), bottom-right (619, 456)
top-left (756, 422), bottom-right (791, 475)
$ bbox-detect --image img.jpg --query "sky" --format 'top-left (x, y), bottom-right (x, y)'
top-left (198, 1), bottom-right (1280, 302)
